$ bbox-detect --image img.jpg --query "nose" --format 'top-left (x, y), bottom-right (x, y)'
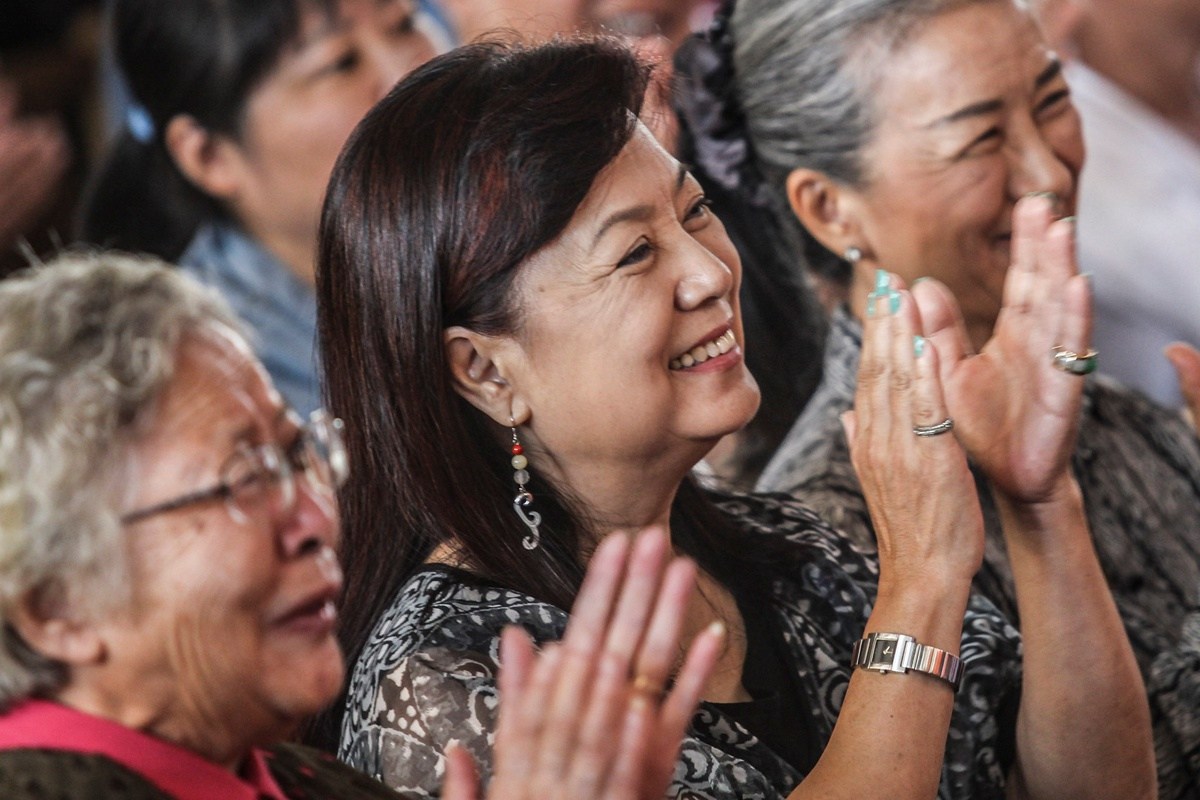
top-left (279, 476), bottom-right (339, 559)
top-left (1006, 120), bottom-right (1076, 205)
top-left (674, 239), bottom-right (735, 312)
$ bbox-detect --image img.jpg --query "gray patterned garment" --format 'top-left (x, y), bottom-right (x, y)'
top-left (340, 493), bottom-right (1022, 799)
top-left (758, 306), bottom-right (1200, 800)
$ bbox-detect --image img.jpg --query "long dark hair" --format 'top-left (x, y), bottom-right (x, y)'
top-left (77, 0), bottom-right (328, 260)
top-left (312, 37), bottom-right (778, 751)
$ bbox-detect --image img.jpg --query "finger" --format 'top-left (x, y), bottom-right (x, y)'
top-left (630, 557), bottom-right (697, 696)
top-left (562, 532), bottom-right (629, 652)
top-left (912, 278), bottom-right (972, 386)
top-left (1049, 221), bottom-right (1092, 374)
top-left (856, 270), bottom-right (898, 438)
top-left (601, 691), bottom-right (656, 800)
top-left (886, 288), bottom-right (921, 446)
top-left (656, 620), bottom-right (724, 761)
top-left (1165, 342), bottom-right (1200, 425)
top-left (560, 642), bottom-right (629, 797)
top-left (1003, 193), bottom-right (1055, 315)
top-left (499, 642), bottom-right (563, 788)
top-left (911, 333), bottom-right (953, 435)
top-left (442, 743), bottom-right (480, 800)
top-left (840, 410), bottom-right (858, 447)
top-left (601, 527), bottom-right (668, 664)
top-left (497, 626), bottom-right (536, 715)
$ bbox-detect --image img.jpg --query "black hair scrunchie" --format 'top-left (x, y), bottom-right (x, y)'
top-left (674, 0), bottom-right (773, 209)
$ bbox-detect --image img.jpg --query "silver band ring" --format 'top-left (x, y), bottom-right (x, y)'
top-left (913, 418), bottom-right (954, 437)
top-left (1051, 346), bottom-right (1098, 376)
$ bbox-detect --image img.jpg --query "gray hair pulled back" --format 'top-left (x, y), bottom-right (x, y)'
top-left (0, 252), bottom-right (241, 706)
top-left (687, 0), bottom-right (999, 279)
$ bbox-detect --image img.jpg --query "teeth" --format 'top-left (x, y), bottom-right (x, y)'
top-left (670, 330), bottom-right (736, 370)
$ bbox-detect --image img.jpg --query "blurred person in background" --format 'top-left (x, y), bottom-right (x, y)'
top-left (78, 0), bottom-right (436, 416)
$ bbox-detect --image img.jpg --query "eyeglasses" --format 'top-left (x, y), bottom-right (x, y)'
top-left (121, 410), bottom-right (349, 526)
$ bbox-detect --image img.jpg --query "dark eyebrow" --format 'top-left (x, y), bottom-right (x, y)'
top-left (1034, 58), bottom-right (1062, 90)
top-left (925, 58), bottom-right (1063, 129)
top-left (589, 164), bottom-right (689, 251)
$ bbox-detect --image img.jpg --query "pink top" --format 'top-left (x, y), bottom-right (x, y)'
top-left (0, 700), bottom-right (288, 800)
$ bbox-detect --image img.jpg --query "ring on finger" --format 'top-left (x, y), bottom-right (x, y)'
top-left (1051, 345), bottom-right (1098, 376)
top-left (913, 418), bottom-right (954, 437)
top-left (631, 674), bottom-right (665, 700)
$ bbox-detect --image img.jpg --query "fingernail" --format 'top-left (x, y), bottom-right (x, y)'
top-left (866, 291), bottom-right (877, 318)
top-left (873, 269), bottom-right (890, 293)
top-left (888, 290), bottom-right (901, 315)
top-left (914, 335), bottom-right (926, 358)
top-left (912, 276), bottom-right (929, 286)
top-left (1080, 271), bottom-right (1092, 286)
top-left (1059, 215), bottom-right (1077, 227)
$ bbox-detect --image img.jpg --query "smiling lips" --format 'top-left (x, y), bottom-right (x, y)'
top-left (669, 329), bottom-right (737, 371)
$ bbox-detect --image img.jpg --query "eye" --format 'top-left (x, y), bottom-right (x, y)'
top-left (617, 240), bottom-right (655, 268)
top-left (1035, 88), bottom-right (1072, 120)
top-left (319, 49), bottom-right (360, 77)
top-left (684, 196), bottom-right (713, 224)
top-left (959, 127), bottom-right (1003, 158)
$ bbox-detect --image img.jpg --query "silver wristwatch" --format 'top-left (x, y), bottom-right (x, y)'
top-left (850, 631), bottom-right (963, 690)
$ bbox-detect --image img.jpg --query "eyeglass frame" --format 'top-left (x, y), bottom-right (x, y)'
top-left (120, 409), bottom-right (348, 526)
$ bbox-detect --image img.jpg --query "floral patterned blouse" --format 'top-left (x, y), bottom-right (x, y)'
top-left (339, 493), bottom-right (1022, 799)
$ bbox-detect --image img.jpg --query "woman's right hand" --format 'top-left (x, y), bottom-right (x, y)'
top-left (442, 530), bottom-right (724, 800)
top-left (844, 278), bottom-right (985, 591)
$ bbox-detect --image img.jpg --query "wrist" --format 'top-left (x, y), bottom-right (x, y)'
top-left (870, 576), bottom-right (971, 655)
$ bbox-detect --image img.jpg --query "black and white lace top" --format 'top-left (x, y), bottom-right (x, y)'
top-left (338, 493), bottom-right (1022, 799)
top-left (757, 306), bottom-right (1200, 800)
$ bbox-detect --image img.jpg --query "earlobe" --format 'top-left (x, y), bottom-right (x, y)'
top-left (785, 167), bottom-right (866, 260)
top-left (164, 114), bottom-right (242, 201)
top-left (444, 327), bottom-right (526, 426)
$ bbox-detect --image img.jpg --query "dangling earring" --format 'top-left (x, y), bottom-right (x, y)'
top-left (510, 418), bottom-right (541, 550)
top-left (843, 245), bottom-right (863, 264)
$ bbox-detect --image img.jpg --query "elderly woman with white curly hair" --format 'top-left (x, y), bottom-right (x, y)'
top-left (0, 252), bottom-right (721, 800)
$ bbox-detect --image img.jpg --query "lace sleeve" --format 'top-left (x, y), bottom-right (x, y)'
top-left (341, 643), bottom-right (502, 798)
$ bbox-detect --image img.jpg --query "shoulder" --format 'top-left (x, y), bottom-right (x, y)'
top-left (339, 568), bottom-right (566, 792)
top-left (0, 749), bottom-right (172, 799)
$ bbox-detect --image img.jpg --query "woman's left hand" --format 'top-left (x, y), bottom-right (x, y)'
top-left (913, 195), bottom-right (1090, 503)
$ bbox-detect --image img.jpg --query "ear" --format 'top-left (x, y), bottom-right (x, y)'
top-left (784, 167), bottom-right (867, 260)
top-left (9, 587), bottom-right (104, 667)
top-left (164, 114), bottom-right (244, 202)
top-left (444, 326), bottom-right (530, 426)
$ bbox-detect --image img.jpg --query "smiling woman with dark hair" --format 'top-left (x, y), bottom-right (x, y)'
top-left (316, 36), bottom-right (1152, 799)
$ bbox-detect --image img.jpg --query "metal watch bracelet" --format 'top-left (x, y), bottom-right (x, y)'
top-left (850, 631), bottom-right (963, 690)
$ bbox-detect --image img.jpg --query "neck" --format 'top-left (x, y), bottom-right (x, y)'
top-left (244, 221), bottom-right (317, 289)
top-left (1076, 9), bottom-right (1200, 141)
top-left (56, 679), bottom-right (260, 770)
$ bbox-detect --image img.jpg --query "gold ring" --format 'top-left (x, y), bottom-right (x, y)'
top-left (632, 674), bottom-right (665, 699)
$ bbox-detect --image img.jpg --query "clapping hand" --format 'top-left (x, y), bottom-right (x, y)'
top-left (912, 194), bottom-right (1090, 504)
top-left (443, 530), bottom-right (723, 800)
top-left (1166, 342), bottom-right (1200, 431)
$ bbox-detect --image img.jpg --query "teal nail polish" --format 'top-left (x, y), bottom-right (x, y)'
top-left (888, 290), bottom-right (901, 315)
top-left (866, 292), bottom-right (877, 318)
top-left (874, 269), bottom-right (890, 293)
top-left (1060, 215), bottom-right (1077, 226)
top-left (914, 335), bottom-right (926, 358)
top-left (912, 276), bottom-right (929, 286)
top-left (1080, 271), bottom-right (1093, 286)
